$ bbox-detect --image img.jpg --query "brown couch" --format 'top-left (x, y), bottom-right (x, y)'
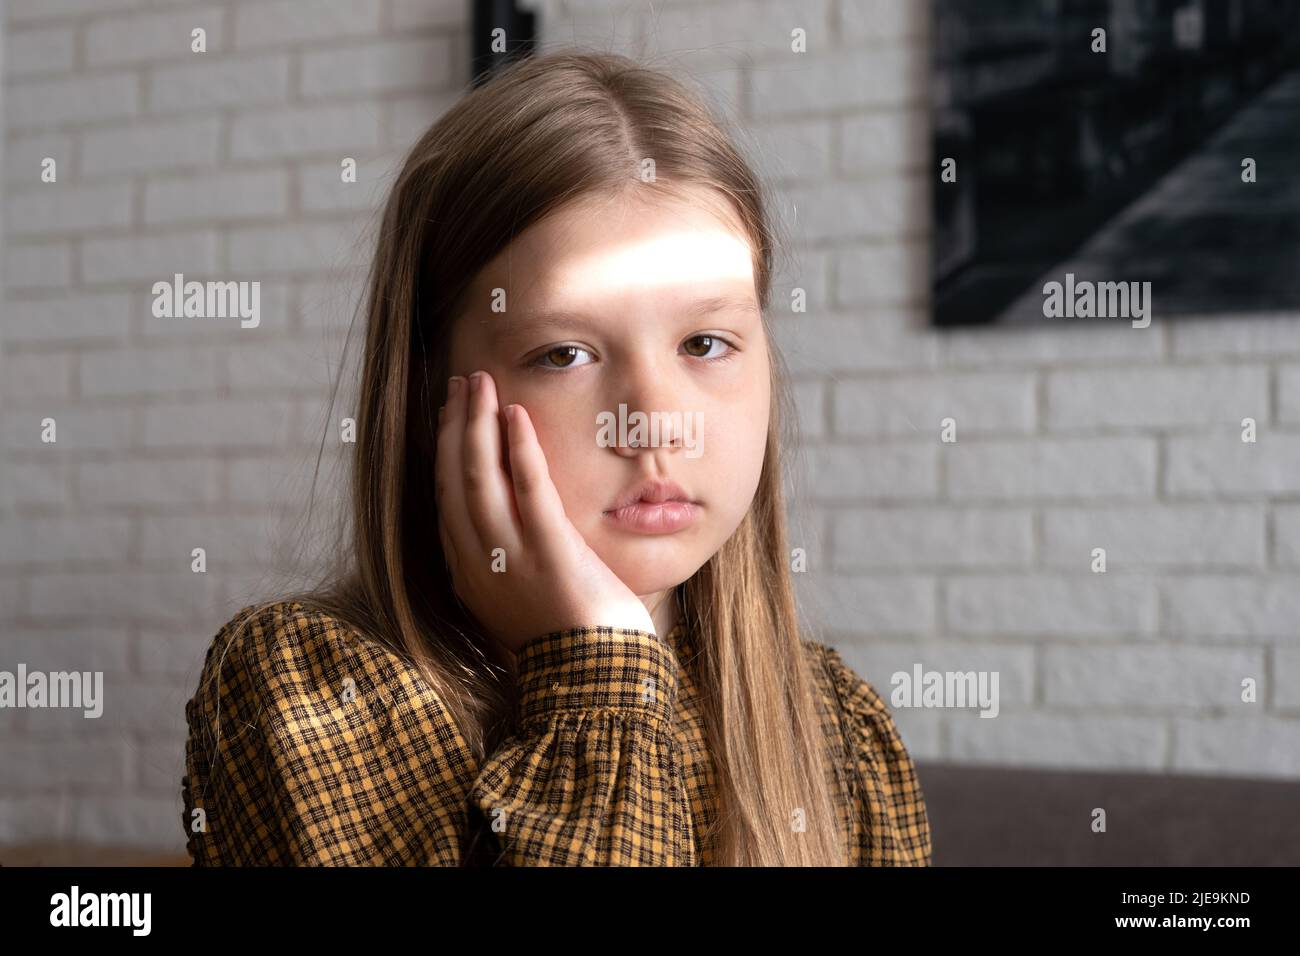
top-left (920, 762), bottom-right (1300, 866)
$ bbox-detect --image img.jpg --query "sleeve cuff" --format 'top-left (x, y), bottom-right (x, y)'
top-left (515, 626), bottom-right (678, 728)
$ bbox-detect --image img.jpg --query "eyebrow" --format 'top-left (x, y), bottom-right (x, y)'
top-left (490, 294), bottom-right (761, 340)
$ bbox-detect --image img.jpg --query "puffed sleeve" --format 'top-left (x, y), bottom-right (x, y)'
top-left (470, 625), bottom-right (697, 866)
top-left (182, 602), bottom-right (475, 865)
top-left (818, 644), bottom-right (933, 866)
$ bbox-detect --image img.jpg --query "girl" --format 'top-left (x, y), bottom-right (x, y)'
top-left (182, 48), bottom-right (931, 867)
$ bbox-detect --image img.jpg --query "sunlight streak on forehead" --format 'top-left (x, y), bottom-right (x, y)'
top-left (554, 230), bottom-right (756, 298)
top-left (485, 230), bottom-right (761, 340)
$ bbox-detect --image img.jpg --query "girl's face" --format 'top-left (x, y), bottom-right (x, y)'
top-left (446, 184), bottom-right (771, 604)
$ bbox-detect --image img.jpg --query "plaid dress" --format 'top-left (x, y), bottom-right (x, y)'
top-left (181, 600), bottom-right (932, 866)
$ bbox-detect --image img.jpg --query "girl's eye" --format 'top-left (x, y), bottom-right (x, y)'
top-left (528, 345), bottom-right (595, 371)
top-left (682, 334), bottom-right (737, 362)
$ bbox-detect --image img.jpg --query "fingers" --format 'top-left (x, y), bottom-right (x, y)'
top-left (502, 401), bottom-right (572, 564)
top-left (461, 371), bottom-right (523, 560)
top-left (435, 377), bottom-right (475, 580)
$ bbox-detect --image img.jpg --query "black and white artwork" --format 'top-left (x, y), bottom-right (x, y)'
top-left (932, 0), bottom-right (1300, 327)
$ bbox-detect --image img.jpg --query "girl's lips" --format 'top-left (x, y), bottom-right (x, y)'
top-left (602, 500), bottom-right (699, 534)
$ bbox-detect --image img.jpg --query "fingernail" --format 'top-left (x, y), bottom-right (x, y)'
top-left (438, 404), bottom-right (446, 425)
top-left (449, 375), bottom-right (465, 397)
top-left (469, 370), bottom-right (484, 391)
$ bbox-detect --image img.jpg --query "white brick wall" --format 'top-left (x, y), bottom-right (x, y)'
top-left (1, 0), bottom-right (1297, 854)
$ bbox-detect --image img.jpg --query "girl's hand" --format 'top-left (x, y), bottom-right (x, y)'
top-left (435, 369), bottom-right (657, 654)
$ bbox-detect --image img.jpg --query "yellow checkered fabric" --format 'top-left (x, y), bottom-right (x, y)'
top-left (182, 600), bottom-right (931, 866)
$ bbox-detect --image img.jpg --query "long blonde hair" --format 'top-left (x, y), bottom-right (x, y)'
top-left (213, 48), bottom-right (849, 866)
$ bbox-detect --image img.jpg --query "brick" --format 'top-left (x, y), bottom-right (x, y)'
top-left (227, 220), bottom-right (370, 274)
top-left (840, 0), bottom-right (925, 40)
top-left (830, 639), bottom-right (1036, 708)
top-left (1166, 434), bottom-right (1300, 496)
top-left (231, 103), bottom-right (382, 160)
top-left (300, 37), bottom-right (454, 97)
top-left (27, 570), bottom-right (223, 621)
top-left (830, 506), bottom-right (1033, 569)
top-left (750, 47), bottom-right (920, 117)
top-left (80, 347), bottom-right (220, 398)
top-left (1276, 505), bottom-right (1300, 568)
top-left (298, 158), bottom-right (391, 213)
top-left (785, 176), bottom-right (925, 242)
top-left (1047, 365), bottom-right (1268, 429)
top-left (136, 624), bottom-right (216, 677)
top-left (1172, 717), bottom-right (1300, 776)
top-left (946, 574), bottom-right (1158, 637)
top-left (653, 1), bottom-right (833, 55)
top-left (140, 281), bottom-right (292, 339)
top-left (384, 91), bottom-right (461, 149)
top-left (1276, 649), bottom-right (1300, 710)
top-left (86, 6), bottom-right (225, 67)
top-left (789, 379), bottom-right (825, 440)
top-left (4, 243), bottom-right (72, 290)
top-left (839, 109), bottom-right (926, 173)
top-left (4, 461), bottom-right (72, 509)
top-left (78, 459), bottom-right (222, 507)
top-left (7, 73), bottom-right (140, 129)
top-left (5, 182), bottom-right (134, 237)
top-left (0, 516), bottom-right (131, 566)
top-left (1042, 505), bottom-right (1266, 569)
top-left (228, 455), bottom-right (327, 506)
top-left (797, 571), bottom-right (936, 634)
top-left (0, 739), bottom-right (127, 789)
top-left (139, 513), bottom-right (278, 565)
top-left (234, 0), bottom-right (380, 49)
top-left (8, 0), bottom-right (140, 22)
top-left (941, 322), bottom-right (1165, 367)
top-left (149, 55), bottom-right (289, 113)
top-left (1162, 575), bottom-right (1300, 640)
top-left (140, 399), bottom-right (297, 449)
top-left (4, 292), bottom-right (134, 344)
top-left (223, 337), bottom-right (342, 392)
top-left (5, 26), bottom-right (76, 77)
top-left (3, 624), bottom-right (131, 672)
top-left (82, 232), bottom-right (218, 285)
top-left (1044, 645), bottom-right (1263, 710)
top-left (835, 240), bottom-right (927, 305)
top-left (1171, 313), bottom-right (1300, 358)
top-left (947, 713), bottom-right (1166, 769)
top-left (5, 132), bottom-right (73, 186)
top-left (771, 312), bottom-right (939, 374)
top-left (2, 352), bottom-right (74, 405)
top-left (832, 371), bottom-right (1034, 437)
top-left (81, 117), bottom-right (221, 177)
top-left (1280, 365), bottom-right (1300, 424)
top-left (748, 118), bottom-right (833, 182)
top-left (804, 441), bottom-right (938, 499)
top-left (144, 168), bottom-right (290, 225)
top-left (2, 407), bottom-right (133, 452)
top-left (948, 437), bottom-right (1157, 501)
top-left (390, 0), bottom-right (469, 29)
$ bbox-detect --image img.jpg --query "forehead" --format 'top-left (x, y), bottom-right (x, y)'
top-left (465, 186), bottom-right (759, 314)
